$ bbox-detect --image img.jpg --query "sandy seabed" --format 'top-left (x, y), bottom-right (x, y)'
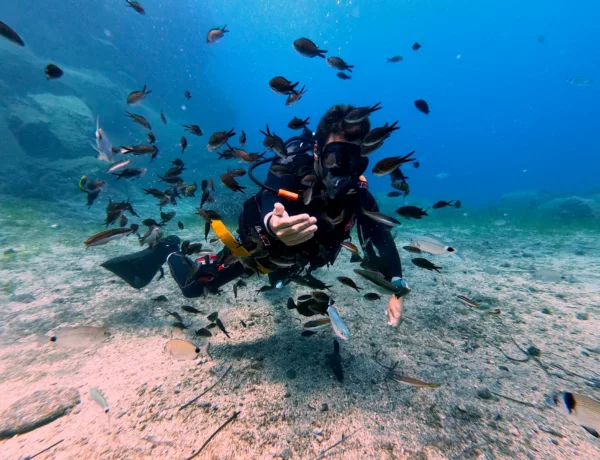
top-left (1, 204), bottom-right (599, 460)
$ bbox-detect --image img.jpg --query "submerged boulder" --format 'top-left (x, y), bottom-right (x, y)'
top-left (0, 388), bottom-right (80, 439)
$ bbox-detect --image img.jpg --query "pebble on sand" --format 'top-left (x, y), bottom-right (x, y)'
top-left (0, 388), bottom-right (80, 439)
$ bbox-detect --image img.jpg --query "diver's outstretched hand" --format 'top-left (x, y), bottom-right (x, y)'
top-left (266, 202), bottom-right (318, 246)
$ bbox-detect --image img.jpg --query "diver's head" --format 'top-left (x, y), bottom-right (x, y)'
top-left (313, 105), bottom-right (371, 199)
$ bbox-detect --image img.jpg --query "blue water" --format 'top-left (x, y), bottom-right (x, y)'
top-left (1, 0), bottom-right (599, 209)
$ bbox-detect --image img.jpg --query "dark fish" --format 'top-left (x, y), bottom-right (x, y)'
top-left (387, 191), bottom-right (401, 197)
top-left (391, 180), bottom-right (410, 196)
top-left (414, 99), bottom-right (430, 115)
top-left (215, 318), bottom-right (230, 338)
top-left (181, 136), bottom-right (188, 153)
top-left (361, 140), bottom-right (385, 156)
top-left (336, 72), bottom-right (351, 80)
top-left (196, 208), bottom-right (222, 223)
top-left (125, 111), bottom-right (151, 130)
top-left (269, 76), bottom-right (299, 95)
top-left (412, 42), bottom-right (421, 51)
top-left (184, 90), bottom-right (192, 100)
top-left (326, 339), bottom-right (344, 382)
top-left (248, 151), bottom-right (266, 162)
top-left (293, 38), bottom-right (327, 58)
top-left (240, 320), bottom-right (247, 328)
top-left (209, 238), bottom-right (219, 244)
top-left (259, 125), bottom-right (286, 158)
top-left (396, 206), bottom-right (428, 219)
top-left (364, 293), bottom-right (381, 301)
top-left (120, 144), bottom-right (159, 161)
top-left (127, 85), bottom-right (151, 105)
top-left (411, 258), bottom-right (442, 273)
top-left (239, 130), bottom-right (246, 146)
top-left (113, 167), bottom-right (147, 180)
top-left (353, 269), bottom-right (405, 296)
top-left (286, 85), bottom-right (306, 106)
top-left (126, 0), bottom-right (145, 14)
top-left (326, 57), bottom-right (354, 72)
top-left (289, 274), bottom-right (332, 291)
top-left (455, 200), bottom-right (462, 209)
top-left (153, 295), bottom-right (168, 302)
top-left (160, 110), bottom-right (167, 124)
top-left (208, 128), bottom-right (236, 150)
top-left (206, 322), bottom-right (217, 329)
top-left (361, 208), bottom-right (401, 227)
top-left (207, 25), bottom-right (229, 44)
top-left (413, 161), bottom-right (420, 168)
top-left (288, 116), bottom-right (310, 130)
top-left (403, 245), bottom-right (423, 254)
top-left (337, 276), bottom-right (362, 292)
top-left (0, 21), bottom-right (25, 46)
top-left (227, 168), bottom-right (246, 177)
top-left (195, 328), bottom-right (212, 337)
top-left (178, 221), bottom-right (184, 230)
top-left (387, 56), bottom-right (403, 63)
top-left (432, 200), bottom-right (457, 209)
top-left (207, 312), bottom-right (218, 322)
top-left (344, 102), bottom-right (382, 124)
top-left (45, 64), bottom-right (63, 80)
top-left (167, 311), bottom-right (184, 322)
top-left (200, 188), bottom-right (211, 208)
top-left (363, 121), bottom-right (400, 146)
top-left (233, 279), bottom-right (246, 301)
top-left (227, 144), bottom-right (253, 163)
top-left (183, 124), bottom-right (203, 136)
top-left (147, 132), bottom-right (156, 144)
top-left (301, 174), bottom-right (317, 186)
top-left (158, 174), bottom-right (183, 185)
top-left (269, 164), bottom-right (292, 178)
top-left (220, 173), bottom-right (246, 193)
top-left (160, 211), bottom-right (176, 224)
top-left (256, 285), bottom-right (274, 293)
top-left (181, 305), bottom-right (202, 314)
top-left (372, 151), bottom-right (416, 175)
top-left (340, 241), bottom-right (361, 259)
top-left (119, 214), bottom-right (128, 227)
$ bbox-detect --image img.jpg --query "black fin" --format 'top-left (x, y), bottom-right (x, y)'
top-left (582, 426), bottom-right (599, 438)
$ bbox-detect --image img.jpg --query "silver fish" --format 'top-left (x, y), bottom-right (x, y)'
top-left (44, 326), bottom-right (110, 349)
top-left (106, 158), bottom-right (131, 173)
top-left (90, 388), bottom-right (109, 414)
top-left (546, 392), bottom-right (600, 438)
top-left (327, 303), bottom-right (350, 341)
top-left (93, 116), bottom-right (114, 162)
top-left (139, 226), bottom-right (164, 247)
top-left (410, 234), bottom-right (457, 256)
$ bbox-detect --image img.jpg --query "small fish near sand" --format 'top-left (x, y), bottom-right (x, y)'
top-left (166, 339), bottom-right (200, 360)
top-left (43, 326), bottom-right (111, 349)
top-left (456, 295), bottom-right (480, 309)
top-left (411, 257), bottom-right (442, 273)
top-left (391, 375), bottom-right (440, 388)
top-left (546, 391), bottom-right (600, 438)
top-left (327, 304), bottom-right (350, 341)
top-left (84, 225), bottom-right (139, 247)
top-left (337, 276), bottom-right (362, 293)
top-left (90, 388), bottom-right (110, 414)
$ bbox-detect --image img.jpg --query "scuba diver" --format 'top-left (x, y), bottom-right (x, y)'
top-left (102, 104), bottom-right (409, 327)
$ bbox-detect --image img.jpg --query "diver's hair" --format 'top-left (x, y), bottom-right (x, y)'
top-left (315, 105), bottom-right (371, 148)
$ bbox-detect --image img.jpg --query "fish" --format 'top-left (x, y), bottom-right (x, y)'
top-left (457, 295), bottom-right (480, 309)
top-left (392, 375), bottom-right (440, 388)
top-left (239, 130), bottom-right (246, 146)
top-left (184, 90), bottom-right (192, 100)
top-left (288, 116), bottom-right (310, 130)
top-left (153, 295), bottom-right (168, 302)
top-left (195, 328), bottom-right (212, 338)
top-left (183, 124), bottom-right (203, 136)
top-left (207, 312), bottom-right (219, 322)
top-left (340, 241), bottom-right (361, 259)
top-left (119, 214), bottom-right (128, 227)
top-left (364, 293), bottom-right (381, 301)
top-left (387, 56), bottom-right (403, 63)
top-left (326, 339), bottom-right (344, 382)
top-left (455, 200), bottom-right (462, 209)
top-left (412, 42), bottom-right (421, 51)
top-left (336, 72), bottom-right (352, 80)
top-left (45, 327), bottom-right (110, 349)
top-left (90, 388), bottom-right (109, 414)
top-left (337, 276), bottom-right (362, 292)
top-left (139, 226), bottom-right (164, 246)
top-left (326, 57), bottom-right (354, 72)
top-left (414, 99), bottom-right (430, 115)
top-left (387, 189), bottom-right (404, 198)
top-left (142, 218), bottom-right (163, 227)
top-left (363, 121), bottom-right (400, 147)
top-left (161, 110), bottom-right (167, 124)
top-left (180, 136), bottom-right (188, 153)
top-left (361, 140), bottom-right (385, 156)
top-left (207, 25), bottom-right (229, 44)
top-left (113, 167), bottom-right (147, 180)
top-left (413, 161), bottom-right (420, 168)
top-left (120, 144), bottom-right (159, 160)
top-left (411, 258), bottom-right (442, 273)
top-left (546, 392), bottom-right (600, 438)
top-left (372, 151), bottom-right (416, 175)
top-left (182, 305), bottom-right (202, 314)
top-left (402, 245), bottom-right (423, 254)
top-left (311, 291), bottom-right (331, 304)
top-left (269, 76), bottom-right (299, 95)
top-left (301, 174), bottom-right (317, 186)
top-left (327, 304), bottom-right (350, 341)
top-left (84, 224), bottom-right (139, 247)
top-left (220, 173), bottom-right (246, 193)
top-left (269, 164), bottom-right (292, 178)
top-left (293, 38), bottom-right (327, 58)
top-left (127, 85), bottom-right (152, 105)
top-left (227, 168), bottom-right (246, 178)
top-left (171, 322), bottom-right (189, 330)
top-left (568, 76), bottom-right (593, 87)
top-left (432, 200), bottom-right (458, 209)
top-left (125, 111), bottom-right (151, 130)
top-left (227, 144), bottom-right (253, 163)
top-left (361, 208), bottom-right (401, 227)
top-left (233, 279), bottom-right (246, 301)
top-left (0, 21), bottom-right (25, 46)
top-left (303, 318), bottom-right (331, 332)
top-left (45, 64), bottom-right (63, 80)
top-left (353, 269), bottom-right (405, 296)
top-left (410, 235), bottom-right (457, 255)
top-left (93, 117), bottom-right (114, 162)
top-left (166, 339), bottom-right (200, 360)
top-left (285, 85), bottom-right (306, 106)
top-left (289, 274), bottom-right (332, 291)
top-left (344, 102), bottom-right (381, 123)
top-left (215, 318), bottom-right (230, 338)
top-left (259, 125), bottom-right (287, 157)
top-left (396, 206), bottom-right (428, 219)
top-left (178, 221), bottom-right (184, 230)
top-left (147, 132), bottom-right (156, 144)
top-left (185, 182), bottom-right (197, 197)
top-left (207, 128), bottom-right (236, 150)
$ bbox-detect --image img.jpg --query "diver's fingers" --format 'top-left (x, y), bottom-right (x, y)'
top-left (274, 213), bottom-right (312, 230)
top-left (286, 231), bottom-right (315, 246)
top-left (282, 217), bottom-right (317, 235)
top-left (273, 202), bottom-right (286, 217)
